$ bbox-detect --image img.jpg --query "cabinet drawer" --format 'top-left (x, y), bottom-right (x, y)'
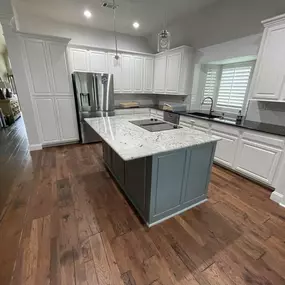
top-left (235, 138), bottom-right (282, 184)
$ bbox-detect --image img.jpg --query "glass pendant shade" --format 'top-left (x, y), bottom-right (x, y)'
top-left (157, 29), bottom-right (171, 52)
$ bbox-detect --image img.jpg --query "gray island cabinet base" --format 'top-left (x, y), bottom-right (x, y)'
top-left (102, 141), bottom-right (217, 227)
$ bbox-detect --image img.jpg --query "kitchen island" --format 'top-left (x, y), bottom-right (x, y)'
top-left (85, 115), bottom-right (219, 226)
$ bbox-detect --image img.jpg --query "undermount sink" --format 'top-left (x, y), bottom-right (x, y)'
top-left (187, 112), bottom-right (222, 119)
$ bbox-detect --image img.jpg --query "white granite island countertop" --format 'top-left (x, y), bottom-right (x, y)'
top-left (85, 115), bottom-right (219, 161)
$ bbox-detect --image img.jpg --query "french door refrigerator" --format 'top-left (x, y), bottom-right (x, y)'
top-left (72, 72), bottom-right (115, 144)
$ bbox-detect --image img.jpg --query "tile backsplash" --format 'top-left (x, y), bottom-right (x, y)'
top-left (245, 100), bottom-right (285, 126)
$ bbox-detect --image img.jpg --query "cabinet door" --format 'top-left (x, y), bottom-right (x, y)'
top-left (24, 39), bottom-right (51, 95)
top-left (235, 138), bottom-right (281, 184)
top-left (144, 57), bottom-right (154, 92)
top-left (212, 131), bottom-right (239, 168)
top-left (55, 97), bottom-right (79, 141)
top-left (165, 52), bottom-right (182, 94)
top-left (112, 150), bottom-right (125, 186)
top-left (133, 56), bottom-right (144, 93)
top-left (34, 98), bottom-right (59, 143)
top-left (102, 141), bottom-right (112, 168)
top-left (108, 53), bottom-right (122, 92)
top-left (48, 43), bottom-right (71, 95)
top-left (70, 48), bottom-right (89, 72)
top-left (90, 51), bottom-right (108, 73)
top-left (154, 55), bottom-right (166, 93)
top-left (252, 25), bottom-right (285, 100)
top-left (121, 54), bottom-right (133, 92)
top-left (183, 144), bottom-right (215, 204)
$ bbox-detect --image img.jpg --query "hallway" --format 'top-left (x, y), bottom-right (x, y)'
top-left (0, 117), bottom-right (30, 219)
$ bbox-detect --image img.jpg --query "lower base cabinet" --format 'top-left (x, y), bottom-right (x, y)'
top-left (102, 141), bottom-right (216, 226)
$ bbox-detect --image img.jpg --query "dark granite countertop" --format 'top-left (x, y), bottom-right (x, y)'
top-left (115, 106), bottom-right (285, 137)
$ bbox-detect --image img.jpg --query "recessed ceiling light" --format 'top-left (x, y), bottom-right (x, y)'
top-left (133, 22), bottom-right (140, 29)
top-left (84, 10), bottom-right (92, 19)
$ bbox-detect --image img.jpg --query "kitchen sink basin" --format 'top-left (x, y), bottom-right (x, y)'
top-left (187, 112), bottom-right (222, 119)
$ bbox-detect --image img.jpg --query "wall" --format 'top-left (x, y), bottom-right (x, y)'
top-left (16, 15), bottom-right (153, 54)
top-left (189, 34), bottom-right (261, 110)
top-left (245, 100), bottom-right (285, 125)
top-left (0, 25), bottom-right (8, 81)
top-left (148, 0), bottom-right (285, 50)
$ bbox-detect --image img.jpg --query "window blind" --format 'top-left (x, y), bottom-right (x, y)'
top-left (203, 68), bottom-right (218, 100)
top-left (216, 65), bottom-right (252, 109)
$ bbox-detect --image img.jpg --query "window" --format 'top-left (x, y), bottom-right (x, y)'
top-left (202, 61), bottom-right (255, 113)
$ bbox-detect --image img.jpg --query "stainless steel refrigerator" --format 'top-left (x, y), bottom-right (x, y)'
top-left (72, 72), bottom-right (115, 144)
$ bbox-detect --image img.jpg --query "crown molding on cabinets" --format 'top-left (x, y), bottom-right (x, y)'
top-left (262, 13), bottom-right (285, 27)
top-left (68, 43), bottom-right (155, 57)
top-left (16, 31), bottom-right (71, 44)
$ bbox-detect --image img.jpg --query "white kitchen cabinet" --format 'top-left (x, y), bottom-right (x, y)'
top-left (55, 98), bottom-right (79, 141)
top-left (48, 42), bottom-right (71, 95)
top-left (250, 15), bottom-right (285, 100)
top-left (165, 52), bottom-right (182, 93)
top-left (235, 135), bottom-right (282, 185)
top-left (144, 57), bottom-right (154, 93)
top-left (89, 50), bottom-right (108, 73)
top-left (34, 98), bottom-right (60, 143)
top-left (121, 54), bottom-right (133, 92)
top-left (70, 48), bottom-right (89, 72)
top-left (211, 125), bottom-right (240, 168)
top-left (154, 55), bottom-right (167, 93)
top-left (108, 53), bottom-right (122, 92)
top-left (153, 46), bottom-right (193, 95)
top-left (133, 56), bottom-right (144, 93)
top-left (23, 38), bottom-right (52, 95)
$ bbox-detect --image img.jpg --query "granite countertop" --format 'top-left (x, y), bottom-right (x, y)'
top-left (85, 115), bottom-right (219, 161)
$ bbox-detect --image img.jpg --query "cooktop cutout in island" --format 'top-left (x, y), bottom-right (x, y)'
top-left (130, 118), bottom-right (181, 132)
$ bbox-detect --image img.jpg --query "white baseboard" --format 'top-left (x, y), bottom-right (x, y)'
top-left (29, 144), bottom-right (42, 151)
top-left (270, 191), bottom-right (284, 204)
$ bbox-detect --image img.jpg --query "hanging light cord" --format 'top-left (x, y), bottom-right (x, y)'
top-left (113, 0), bottom-right (119, 59)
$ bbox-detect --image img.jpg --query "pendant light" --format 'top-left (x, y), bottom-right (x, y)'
top-left (157, 9), bottom-right (171, 52)
top-left (112, 0), bottom-right (120, 62)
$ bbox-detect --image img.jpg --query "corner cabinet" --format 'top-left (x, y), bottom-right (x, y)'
top-left (154, 54), bottom-right (167, 93)
top-left (144, 57), bottom-right (154, 93)
top-left (22, 36), bottom-right (79, 146)
top-left (249, 15), bottom-right (285, 100)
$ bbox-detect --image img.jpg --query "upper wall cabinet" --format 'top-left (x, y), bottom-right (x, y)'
top-left (133, 56), bottom-right (144, 93)
top-left (108, 53), bottom-right (122, 92)
top-left (70, 48), bottom-right (89, 72)
top-left (154, 46), bottom-right (194, 95)
top-left (121, 54), bottom-right (133, 92)
top-left (144, 57), bottom-right (154, 93)
top-left (24, 39), bottom-right (52, 95)
top-left (48, 42), bottom-right (72, 95)
top-left (154, 55), bottom-right (167, 93)
top-left (250, 15), bottom-right (285, 100)
top-left (89, 50), bottom-right (108, 73)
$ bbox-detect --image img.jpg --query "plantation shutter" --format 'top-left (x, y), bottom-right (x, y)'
top-left (203, 67), bottom-right (218, 100)
top-left (217, 64), bottom-right (253, 109)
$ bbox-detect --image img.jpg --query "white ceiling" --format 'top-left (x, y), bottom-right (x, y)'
top-left (12, 0), bottom-right (218, 37)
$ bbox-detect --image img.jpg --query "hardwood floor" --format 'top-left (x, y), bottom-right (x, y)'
top-left (1, 143), bottom-right (285, 285)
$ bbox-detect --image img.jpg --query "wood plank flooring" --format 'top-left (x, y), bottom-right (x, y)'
top-left (1, 142), bottom-right (285, 285)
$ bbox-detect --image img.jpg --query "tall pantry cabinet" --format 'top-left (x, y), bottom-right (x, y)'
top-left (21, 33), bottom-right (79, 146)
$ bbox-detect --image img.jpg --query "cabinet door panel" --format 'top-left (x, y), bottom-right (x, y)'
top-left (24, 39), bottom-right (51, 94)
top-left (55, 98), bottom-right (79, 141)
top-left (154, 55), bottom-right (166, 93)
top-left (90, 51), bottom-right (108, 73)
top-left (144, 57), bottom-right (154, 92)
top-left (153, 150), bottom-right (186, 215)
top-left (253, 26), bottom-right (285, 99)
top-left (34, 98), bottom-right (59, 143)
top-left (71, 48), bottom-right (89, 71)
top-left (122, 54), bottom-right (133, 92)
top-left (183, 144), bottom-right (214, 204)
top-left (133, 56), bottom-right (143, 93)
top-left (236, 139), bottom-right (281, 184)
top-left (112, 151), bottom-right (125, 186)
top-left (108, 53), bottom-right (122, 92)
top-left (48, 43), bottom-right (71, 94)
top-left (212, 131), bottom-right (238, 167)
top-left (165, 52), bottom-right (181, 93)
